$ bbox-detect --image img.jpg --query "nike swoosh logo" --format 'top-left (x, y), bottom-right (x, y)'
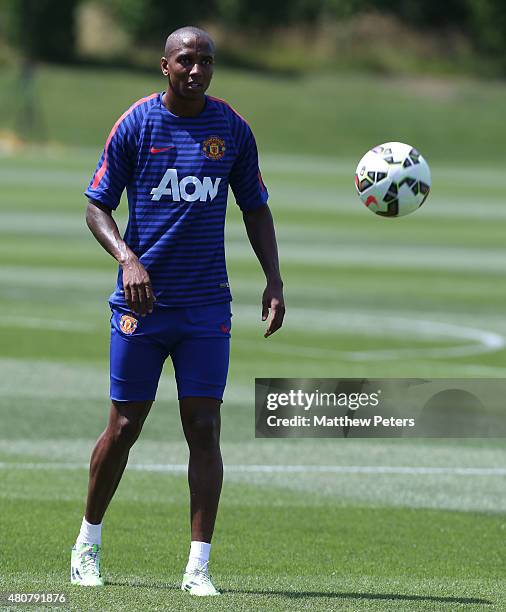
top-left (150, 146), bottom-right (175, 154)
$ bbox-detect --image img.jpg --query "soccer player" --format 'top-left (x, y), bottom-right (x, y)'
top-left (70, 26), bottom-right (284, 596)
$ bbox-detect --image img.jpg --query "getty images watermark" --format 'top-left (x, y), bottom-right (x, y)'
top-left (255, 379), bottom-right (506, 438)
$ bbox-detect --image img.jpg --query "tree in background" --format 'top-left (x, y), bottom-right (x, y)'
top-left (106, 0), bottom-right (213, 44)
top-left (367, 0), bottom-right (466, 28)
top-left (466, 0), bottom-right (506, 72)
top-left (4, 0), bottom-right (81, 62)
top-left (1, 0), bottom-right (80, 140)
top-left (0, 0), bottom-right (505, 75)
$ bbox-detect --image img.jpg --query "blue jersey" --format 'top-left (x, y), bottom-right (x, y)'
top-left (85, 93), bottom-right (268, 308)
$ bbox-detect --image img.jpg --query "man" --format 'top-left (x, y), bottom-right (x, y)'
top-left (70, 26), bottom-right (284, 596)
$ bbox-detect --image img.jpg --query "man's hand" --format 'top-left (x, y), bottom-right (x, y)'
top-left (85, 201), bottom-right (156, 317)
top-left (121, 254), bottom-right (155, 316)
top-left (262, 280), bottom-right (285, 338)
top-left (242, 204), bottom-right (284, 338)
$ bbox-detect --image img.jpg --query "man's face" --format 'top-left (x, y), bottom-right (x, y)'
top-left (161, 35), bottom-right (214, 100)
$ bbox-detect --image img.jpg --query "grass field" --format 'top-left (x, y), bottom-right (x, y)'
top-left (2, 65), bottom-right (506, 163)
top-left (1, 66), bottom-right (506, 610)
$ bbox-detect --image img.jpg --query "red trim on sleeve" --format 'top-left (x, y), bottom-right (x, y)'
top-left (258, 170), bottom-right (266, 192)
top-left (91, 93), bottom-right (158, 190)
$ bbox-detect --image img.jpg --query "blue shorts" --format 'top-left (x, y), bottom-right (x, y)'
top-left (109, 302), bottom-right (231, 402)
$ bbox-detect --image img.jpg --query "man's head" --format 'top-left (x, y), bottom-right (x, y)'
top-left (161, 26), bottom-right (215, 101)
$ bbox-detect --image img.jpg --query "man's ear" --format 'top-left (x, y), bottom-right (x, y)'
top-left (160, 57), bottom-right (169, 76)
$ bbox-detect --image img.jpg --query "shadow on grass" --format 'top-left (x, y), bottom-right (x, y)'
top-left (107, 580), bottom-right (492, 605)
top-left (230, 590), bottom-right (492, 606)
top-left (107, 580), bottom-right (177, 590)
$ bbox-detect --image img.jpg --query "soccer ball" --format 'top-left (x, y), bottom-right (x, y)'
top-left (354, 142), bottom-right (431, 217)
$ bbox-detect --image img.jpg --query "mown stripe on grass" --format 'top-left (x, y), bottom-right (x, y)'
top-left (2, 461), bottom-right (505, 476)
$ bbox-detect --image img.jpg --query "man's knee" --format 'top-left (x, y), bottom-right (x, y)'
top-left (108, 402), bottom-right (151, 447)
top-left (110, 415), bottom-right (143, 447)
top-left (185, 411), bottom-right (220, 452)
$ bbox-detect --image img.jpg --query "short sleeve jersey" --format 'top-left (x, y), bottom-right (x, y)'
top-left (85, 93), bottom-right (268, 308)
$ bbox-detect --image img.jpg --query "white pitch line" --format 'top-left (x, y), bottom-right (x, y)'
top-left (344, 321), bottom-right (505, 361)
top-left (1, 462), bottom-right (505, 476)
top-left (237, 305), bottom-right (505, 361)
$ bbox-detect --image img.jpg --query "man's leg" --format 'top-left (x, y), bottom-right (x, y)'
top-left (172, 303), bottom-right (230, 595)
top-left (94, 305), bottom-right (166, 521)
top-left (72, 306), bottom-right (166, 586)
top-left (85, 399), bottom-right (153, 523)
top-left (179, 397), bottom-right (223, 543)
top-left (71, 400), bottom-right (152, 586)
top-left (179, 397), bottom-right (222, 596)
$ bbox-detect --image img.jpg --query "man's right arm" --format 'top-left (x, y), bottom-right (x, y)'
top-left (86, 199), bottom-right (154, 316)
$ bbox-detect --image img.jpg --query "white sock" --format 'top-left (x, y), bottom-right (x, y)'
top-left (76, 516), bottom-right (102, 546)
top-left (185, 541), bottom-right (211, 573)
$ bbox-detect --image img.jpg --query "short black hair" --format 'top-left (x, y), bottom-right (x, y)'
top-left (164, 26), bottom-right (215, 56)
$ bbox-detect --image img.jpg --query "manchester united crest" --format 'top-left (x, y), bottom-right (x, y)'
top-left (202, 136), bottom-right (225, 160)
top-left (119, 314), bottom-right (138, 335)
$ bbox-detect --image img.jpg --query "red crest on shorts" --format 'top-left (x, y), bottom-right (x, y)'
top-left (120, 314), bottom-right (138, 335)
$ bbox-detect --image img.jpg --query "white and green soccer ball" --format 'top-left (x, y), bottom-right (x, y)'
top-left (354, 142), bottom-right (431, 217)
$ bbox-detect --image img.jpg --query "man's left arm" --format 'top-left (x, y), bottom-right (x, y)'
top-left (242, 204), bottom-right (285, 338)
